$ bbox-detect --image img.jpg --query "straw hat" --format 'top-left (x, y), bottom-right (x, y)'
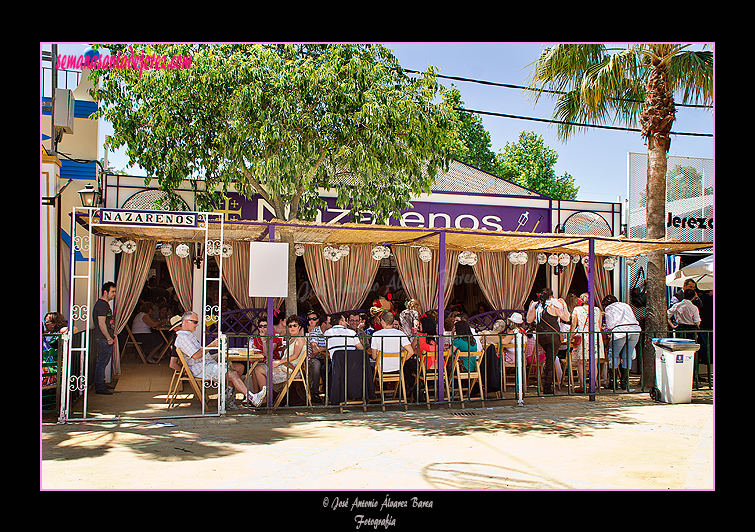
top-left (169, 315), bottom-right (183, 330)
top-left (508, 312), bottom-right (524, 324)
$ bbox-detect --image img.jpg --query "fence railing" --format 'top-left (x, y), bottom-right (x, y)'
top-left (221, 328), bottom-right (712, 410)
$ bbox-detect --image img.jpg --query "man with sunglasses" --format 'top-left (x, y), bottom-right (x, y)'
top-left (175, 311), bottom-right (265, 407)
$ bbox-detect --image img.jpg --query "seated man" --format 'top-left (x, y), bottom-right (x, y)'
top-left (324, 312), bottom-right (374, 404)
top-left (174, 311), bottom-right (265, 407)
top-left (369, 311), bottom-right (413, 371)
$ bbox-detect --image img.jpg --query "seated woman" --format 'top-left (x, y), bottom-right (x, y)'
top-left (452, 320), bottom-right (477, 372)
top-left (252, 315), bottom-right (307, 392)
top-left (248, 314), bottom-right (284, 393)
top-left (416, 315), bottom-right (438, 369)
top-left (498, 313), bottom-right (525, 364)
top-left (131, 302), bottom-right (166, 363)
top-left (271, 316), bottom-right (307, 393)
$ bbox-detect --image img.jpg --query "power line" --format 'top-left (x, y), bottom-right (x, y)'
top-left (405, 69), bottom-right (713, 138)
top-left (456, 107), bottom-right (712, 138)
top-left (407, 69), bottom-right (712, 109)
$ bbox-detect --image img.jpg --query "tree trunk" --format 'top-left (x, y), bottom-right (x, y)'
top-left (642, 137), bottom-right (668, 390)
top-left (279, 230), bottom-right (299, 319)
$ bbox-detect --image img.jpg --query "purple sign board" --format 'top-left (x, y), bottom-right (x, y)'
top-left (214, 193), bottom-right (550, 234)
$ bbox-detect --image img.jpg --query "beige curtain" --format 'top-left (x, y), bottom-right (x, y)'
top-left (113, 240), bottom-right (156, 375)
top-left (303, 244), bottom-right (379, 314)
top-left (583, 256), bottom-right (612, 307)
top-left (214, 241), bottom-right (283, 310)
top-left (393, 245), bottom-right (460, 313)
top-left (559, 261), bottom-right (578, 299)
top-left (472, 251), bottom-right (538, 311)
top-left (165, 243), bottom-right (193, 314)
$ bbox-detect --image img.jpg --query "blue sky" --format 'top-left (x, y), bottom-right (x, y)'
top-left (43, 42), bottom-right (714, 204)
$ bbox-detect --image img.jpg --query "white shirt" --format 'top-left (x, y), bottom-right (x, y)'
top-left (324, 325), bottom-right (361, 358)
top-left (370, 328), bottom-right (411, 372)
top-left (668, 299), bottom-right (701, 326)
top-left (131, 312), bottom-right (153, 335)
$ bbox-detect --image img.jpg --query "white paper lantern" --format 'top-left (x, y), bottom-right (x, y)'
top-left (547, 254), bottom-right (559, 267)
top-left (294, 243), bottom-right (305, 257)
top-left (517, 252), bottom-right (528, 264)
top-left (160, 242), bottom-right (173, 257)
top-left (338, 245), bottom-right (350, 258)
top-left (603, 257), bottom-right (616, 270)
top-left (175, 243), bottom-right (190, 258)
top-left (323, 246), bottom-right (341, 261)
top-left (559, 253), bottom-right (571, 267)
top-left (459, 251), bottom-right (478, 266)
top-left (109, 239), bottom-right (123, 254)
top-left (122, 240), bottom-right (137, 254)
top-left (371, 245), bottom-right (390, 260)
top-left (571, 254), bottom-right (581, 264)
top-left (536, 253), bottom-right (548, 265)
top-left (418, 246), bottom-right (432, 262)
top-left (221, 243), bottom-right (233, 258)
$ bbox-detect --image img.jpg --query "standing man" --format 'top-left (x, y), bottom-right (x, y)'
top-left (93, 282), bottom-right (117, 395)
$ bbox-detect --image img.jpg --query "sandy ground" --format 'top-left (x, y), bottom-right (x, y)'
top-left (42, 389), bottom-right (713, 492)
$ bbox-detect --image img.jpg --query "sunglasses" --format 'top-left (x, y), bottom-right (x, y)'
top-left (287, 324), bottom-right (300, 329)
top-left (308, 316), bottom-right (317, 321)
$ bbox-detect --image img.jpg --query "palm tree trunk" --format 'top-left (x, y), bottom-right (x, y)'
top-left (642, 137), bottom-right (669, 390)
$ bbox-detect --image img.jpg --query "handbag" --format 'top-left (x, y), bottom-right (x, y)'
top-left (630, 267), bottom-right (647, 308)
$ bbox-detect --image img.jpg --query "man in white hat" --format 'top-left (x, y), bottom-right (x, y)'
top-left (499, 312), bottom-right (525, 364)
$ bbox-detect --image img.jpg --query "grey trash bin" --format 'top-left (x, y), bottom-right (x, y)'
top-left (651, 338), bottom-right (699, 404)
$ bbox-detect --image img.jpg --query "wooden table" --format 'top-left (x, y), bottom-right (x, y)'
top-left (227, 348), bottom-right (264, 372)
top-left (153, 326), bottom-right (177, 364)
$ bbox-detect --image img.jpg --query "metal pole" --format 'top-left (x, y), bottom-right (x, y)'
top-left (267, 223), bottom-right (275, 408)
top-left (588, 237), bottom-right (596, 401)
top-left (515, 331), bottom-right (524, 406)
top-left (437, 231), bottom-right (446, 404)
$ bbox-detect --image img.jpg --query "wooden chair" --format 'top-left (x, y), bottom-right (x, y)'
top-left (450, 348), bottom-right (485, 407)
top-left (273, 349), bottom-right (310, 408)
top-left (373, 352), bottom-right (407, 411)
top-left (167, 348), bottom-right (211, 409)
top-left (418, 348), bottom-right (451, 408)
top-left (494, 343), bottom-right (518, 392)
top-left (123, 324), bottom-right (147, 364)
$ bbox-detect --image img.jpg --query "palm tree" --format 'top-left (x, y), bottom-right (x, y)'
top-left (526, 44), bottom-right (713, 390)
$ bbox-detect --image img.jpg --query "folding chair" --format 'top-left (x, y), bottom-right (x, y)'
top-left (273, 350), bottom-right (310, 408)
top-left (450, 348), bottom-right (485, 407)
top-left (418, 347), bottom-right (450, 409)
top-left (167, 348), bottom-right (211, 409)
top-left (494, 343), bottom-right (518, 392)
top-left (123, 324), bottom-right (148, 364)
top-left (373, 352), bottom-right (407, 411)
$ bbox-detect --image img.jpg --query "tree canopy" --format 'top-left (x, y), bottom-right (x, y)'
top-left (495, 131), bottom-right (579, 199)
top-left (89, 44), bottom-right (458, 223)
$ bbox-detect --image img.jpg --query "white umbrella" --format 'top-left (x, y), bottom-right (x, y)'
top-left (665, 255), bottom-right (713, 290)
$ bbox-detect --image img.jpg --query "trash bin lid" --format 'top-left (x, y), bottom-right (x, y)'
top-left (652, 338), bottom-right (700, 351)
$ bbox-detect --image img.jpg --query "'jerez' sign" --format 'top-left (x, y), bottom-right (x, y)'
top-left (98, 209), bottom-right (198, 228)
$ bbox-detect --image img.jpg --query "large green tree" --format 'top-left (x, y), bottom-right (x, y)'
top-left (89, 43), bottom-right (458, 315)
top-left (526, 43), bottom-right (713, 389)
top-left (495, 131), bottom-right (579, 199)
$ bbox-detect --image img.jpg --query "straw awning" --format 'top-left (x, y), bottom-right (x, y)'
top-left (81, 211), bottom-right (712, 257)
top-left (267, 218), bottom-right (712, 258)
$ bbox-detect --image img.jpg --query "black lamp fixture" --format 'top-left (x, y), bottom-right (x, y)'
top-left (78, 183), bottom-right (101, 207)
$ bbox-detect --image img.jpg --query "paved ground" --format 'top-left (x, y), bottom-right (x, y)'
top-left (41, 389), bottom-right (714, 492)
